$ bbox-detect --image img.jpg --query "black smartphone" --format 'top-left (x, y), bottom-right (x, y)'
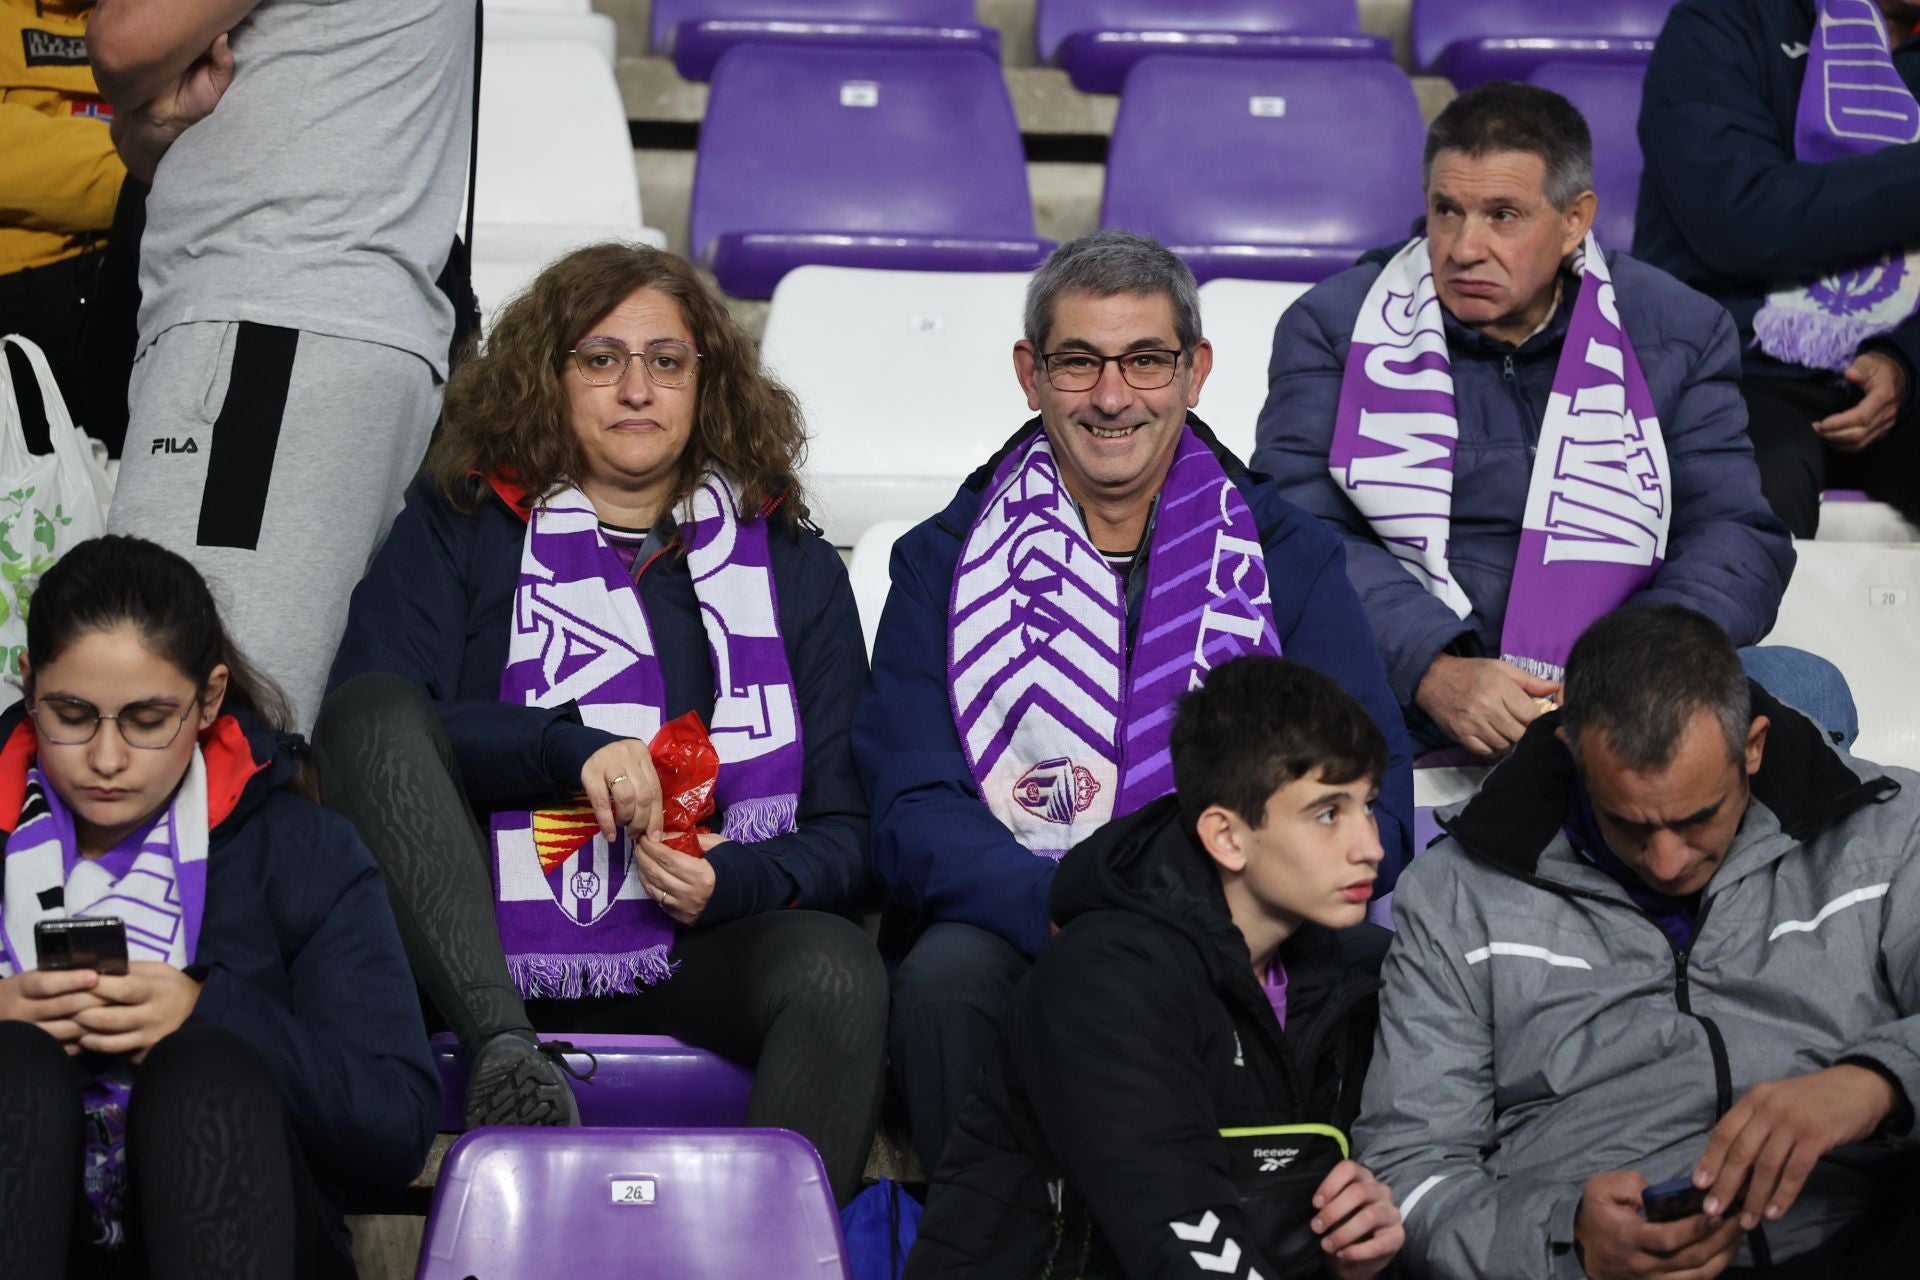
top-left (34, 917), bottom-right (130, 975)
top-left (1641, 1175), bottom-right (1711, 1223)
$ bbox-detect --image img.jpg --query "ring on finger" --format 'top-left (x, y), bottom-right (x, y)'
top-left (609, 773), bottom-right (630, 788)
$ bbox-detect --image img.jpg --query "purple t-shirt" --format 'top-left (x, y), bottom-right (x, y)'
top-left (1263, 960), bottom-right (1288, 1030)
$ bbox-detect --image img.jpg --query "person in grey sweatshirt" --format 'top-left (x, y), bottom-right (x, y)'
top-left (1356, 603), bottom-right (1918, 1279)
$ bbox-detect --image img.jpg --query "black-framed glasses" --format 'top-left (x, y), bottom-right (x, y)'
top-left (1040, 348), bottom-right (1186, 392)
top-left (29, 696), bottom-right (197, 750)
top-left (568, 339), bottom-right (701, 388)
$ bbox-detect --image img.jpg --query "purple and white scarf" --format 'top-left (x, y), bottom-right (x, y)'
top-left (490, 476), bottom-right (802, 999)
top-left (1329, 233), bottom-right (1670, 682)
top-left (949, 424), bottom-right (1282, 857)
top-left (1754, 0), bottom-right (1920, 372)
top-left (0, 757), bottom-right (210, 1248)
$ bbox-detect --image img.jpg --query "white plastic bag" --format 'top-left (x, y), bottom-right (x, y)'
top-left (0, 334), bottom-right (116, 699)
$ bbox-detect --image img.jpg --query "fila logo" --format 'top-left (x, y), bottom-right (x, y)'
top-left (1255, 1147), bottom-right (1301, 1172)
top-left (1782, 41), bottom-right (1810, 58)
top-left (151, 437), bottom-right (200, 455)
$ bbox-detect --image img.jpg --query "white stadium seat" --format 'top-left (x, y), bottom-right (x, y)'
top-left (848, 519), bottom-right (914, 657)
top-left (1763, 539), bottom-right (1920, 770)
top-left (1817, 492), bottom-right (1920, 544)
top-left (762, 266), bottom-right (1036, 546)
top-left (1194, 277), bottom-right (1311, 464)
top-left (485, 10), bottom-right (616, 64)
top-left (468, 33), bottom-right (666, 323)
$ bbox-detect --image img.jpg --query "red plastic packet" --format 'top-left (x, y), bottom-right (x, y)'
top-left (650, 711), bottom-right (718, 856)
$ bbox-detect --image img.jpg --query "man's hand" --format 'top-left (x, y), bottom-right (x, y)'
top-left (635, 834), bottom-right (718, 926)
top-left (108, 33), bottom-right (234, 182)
top-left (1574, 1172), bottom-right (1742, 1280)
top-left (580, 739), bottom-right (664, 846)
top-left (1813, 351), bottom-right (1907, 453)
top-left (0, 969), bottom-right (106, 1054)
top-left (72, 962), bottom-right (203, 1063)
top-left (1413, 654), bottom-right (1561, 757)
top-left (1311, 1160), bottom-right (1403, 1279)
top-left (1692, 1064), bottom-right (1896, 1230)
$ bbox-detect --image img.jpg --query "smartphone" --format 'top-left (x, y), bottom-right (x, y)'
top-left (34, 917), bottom-right (130, 975)
top-left (1641, 1175), bottom-right (1711, 1223)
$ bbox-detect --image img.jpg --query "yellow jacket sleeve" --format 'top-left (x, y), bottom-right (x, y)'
top-left (0, 102), bottom-right (124, 236)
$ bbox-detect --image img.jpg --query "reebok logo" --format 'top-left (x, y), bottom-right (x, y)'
top-left (151, 437), bottom-right (200, 455)
top-left (1254, 1147), bottom-right (1301, 1172)
top-left (1782, 41), bottom-right (1810, 58)
top-left (22, 29), bottom-right (88, 66)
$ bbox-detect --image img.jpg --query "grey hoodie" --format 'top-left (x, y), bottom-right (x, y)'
top-left (1354, 686), bottom-right (1919, 1278)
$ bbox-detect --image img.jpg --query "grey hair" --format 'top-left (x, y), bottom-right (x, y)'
top-left (1422, 80), bottom-right (1596, 212)
top-left (1023, 231), bottom-right (1203, 353)
top-left (1561, 605), bottom-right (1753, 771)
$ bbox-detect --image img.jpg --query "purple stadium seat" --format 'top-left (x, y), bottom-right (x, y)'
top-left (416, 1128), bottom-right (849, 1279)
top-left (1034, 0), bottom-right (1391, 95)
top-left (651, 0), bottom-right (999, 83)
top-left (690, 45), bottom-right (1051, 298)
top-left (1527, 60), bottom-right (1648, 253)
top-left (1412, 0), bottom-right (1676, 89)
top-left (1101, 56), bottom-right (1425, 284)
top-left (432, 1033), bottom-right (753, 1131)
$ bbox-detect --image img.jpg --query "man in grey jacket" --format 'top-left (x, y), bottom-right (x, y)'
top-left (1356, 604), bottom-right (1918, 1278)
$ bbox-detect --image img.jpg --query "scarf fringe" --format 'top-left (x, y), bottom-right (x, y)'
top-left (1752, 303), bottom-right (1877, 374)
top-left (1502, 654), bottom-right (1566, 684)
top-left (506, 945), bottom-right (678, 1001)
top-left (720, 793), bottom-right (799, 844)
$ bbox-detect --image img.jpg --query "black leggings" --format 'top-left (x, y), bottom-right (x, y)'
top-left (0, 1021), bottom-right (349, 1280)
top-left (312, 673), bottom-right (888, 1205)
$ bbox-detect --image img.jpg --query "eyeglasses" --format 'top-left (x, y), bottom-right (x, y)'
top-left (29, 696), bottom-right (197, 750)
top-left (1040, 348), bottom-right (1186, 392)
top-left (568, 339), bottom-right (701, 388)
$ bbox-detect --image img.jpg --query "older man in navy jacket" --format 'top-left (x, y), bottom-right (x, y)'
top-left (855, 231), bottom-right (1413, 1178)
top-left (1637, 0), bottom-right (1920, 539)
top-left (1254, 82), bottom-right (1842, 761)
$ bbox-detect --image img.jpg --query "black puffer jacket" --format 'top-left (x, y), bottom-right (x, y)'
top-left (907, 794), bottom-right (1388, 1280)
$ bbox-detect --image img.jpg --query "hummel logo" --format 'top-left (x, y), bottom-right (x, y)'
top-left (151, 437), bottom-right (200, 455)
top-left (1782, 41), bottom-right (1810, 58)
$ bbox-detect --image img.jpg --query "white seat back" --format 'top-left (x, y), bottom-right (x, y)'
top-left (1195, 277), bottom-right (1311, 465)
top-left (1817, 495), bottom-right (1920, 544)
top-left (485, 10), bottom-right (617, 63)
top-left (1763, 540), bottom-right (1920, 770)
top-left (848, 519), bottom-right (915, 657)
top-left (763, 266), bottom-right (1035, 547)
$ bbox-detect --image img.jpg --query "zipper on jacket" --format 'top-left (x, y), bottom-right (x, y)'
top-left (1501, 354), bottom-right (1516, 382)
top-left (1669, 894), bottom-right (1734, 1119)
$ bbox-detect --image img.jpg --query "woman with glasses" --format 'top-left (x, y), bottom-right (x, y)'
top-left (317, 242), bottom-right (884, 1208)
top-left (0, 536), bottom-right (436, 1279)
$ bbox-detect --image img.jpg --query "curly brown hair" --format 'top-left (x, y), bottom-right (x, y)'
top-left (428, 242), bottom-right (809, 523)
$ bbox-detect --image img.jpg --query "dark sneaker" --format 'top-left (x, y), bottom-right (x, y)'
top-left (462, 1034), bottom-right (593, 1128)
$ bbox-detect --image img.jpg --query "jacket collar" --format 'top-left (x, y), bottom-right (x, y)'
top-left (1445, 680), bottom-right (1898, 880)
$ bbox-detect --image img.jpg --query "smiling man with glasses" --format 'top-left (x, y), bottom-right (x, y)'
top-left (851, 230), bottom-right (1414, 1179)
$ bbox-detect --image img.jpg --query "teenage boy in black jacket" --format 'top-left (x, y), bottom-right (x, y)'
top-left (907, 657), bottom-right (1405, 1280)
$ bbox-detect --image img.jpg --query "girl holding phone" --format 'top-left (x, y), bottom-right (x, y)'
top-left (0, 536), bottom-right (437, 1279)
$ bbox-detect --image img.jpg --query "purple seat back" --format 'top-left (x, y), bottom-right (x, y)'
top-left (1102, 56), bottom-right (1425, 283)
top-left (1526, 60), bottom-right (1648, 254)
top-left (651, 0), bottom-right (997, 82)
top-left (1036, 0), bottom-right (1389, 92)
top-left (432, 1033), bottom-right (753, 1131)
top-left (1412, 0), bottom-right (1675, 87)
top-left (416, 1128), bottom-right (849, 1279)
top-left (691, 44), bottom-right (1048, 298)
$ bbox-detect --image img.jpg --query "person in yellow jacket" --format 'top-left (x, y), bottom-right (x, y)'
top-left (0, 0), bottom-right (125, 447)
